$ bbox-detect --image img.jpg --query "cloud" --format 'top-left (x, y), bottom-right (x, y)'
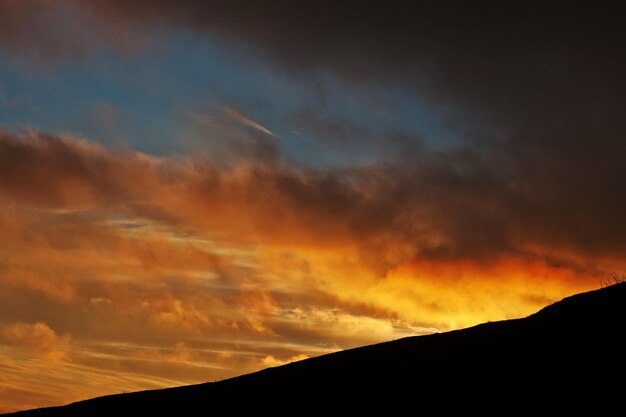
top-left (2, 2), bottom-right (620, 259)
top-left (0, 0), bottom-right (154, 63)
top-left (189, 105), bottom-right (280, 166)
top-left (4, 3), bottom-right (625, 162)
top-left (0, 128), bottom-right (616, 330)
top-left (2, 127), bottom-right (623, 278)
top-left (222, 106), bottom-right (276, 137)
top-left (3, 5), bottom-right (625, 266)
top-left (36, 3), bottom-right (623, 250)
top-left (0, 322), bottom-right (69, 364)
top-left (70, 2), bottom-right (625, 114)
top-left (8, 2), bottom-right (623, 127)
top-left (0, 126), bottom-right (623, 410)
top-left (262, 353), bottom-right (309, 368)
top-left (0, 129), bottom-right (160, 207)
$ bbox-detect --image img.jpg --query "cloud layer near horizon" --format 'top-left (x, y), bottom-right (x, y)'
top-left (0, 128), bottom-right (614, 410)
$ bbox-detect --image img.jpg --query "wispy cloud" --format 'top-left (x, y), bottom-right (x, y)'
top-left (223, 106), bottom-right (276, 137)
top-left (192, 106), bottom-right (275, 137)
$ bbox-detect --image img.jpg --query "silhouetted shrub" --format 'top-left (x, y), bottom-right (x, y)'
top-left (602, 274), bottom-right (626, 288)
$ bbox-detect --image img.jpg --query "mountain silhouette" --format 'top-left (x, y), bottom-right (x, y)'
top-left (7, 283), bottom-right (626, 415)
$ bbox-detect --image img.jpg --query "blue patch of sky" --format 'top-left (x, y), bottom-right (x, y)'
top-left (0, 30), bottom-right (458, 165)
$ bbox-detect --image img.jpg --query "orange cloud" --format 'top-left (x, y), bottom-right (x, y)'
top-left (0, 129), bottom-right (618, 411)
top-left (262, 353), bottom-right (309, 368)
top-left (0, 322), bottom-right (69, 364)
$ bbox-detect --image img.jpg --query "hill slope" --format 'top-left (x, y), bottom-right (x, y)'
top-left (7, 283), bottom-right (626, 414)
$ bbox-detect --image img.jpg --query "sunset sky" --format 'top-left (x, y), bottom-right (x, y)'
top-left (1, 1), bottom-right (625, 412)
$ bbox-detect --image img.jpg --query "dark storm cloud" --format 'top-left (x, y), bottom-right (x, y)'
top-left (0, 0), bottom-right (147, 59)
top-left (0, 0), bottom-right (105, 60)
top-left (287, 107), bottom-right (426, 163)
top-left (1, 2), bottom-right (625, 266)
top-left (4, 1), bottom-right (624, 125)
top-left (3, 128), bottom-right (625, 273)
top-left (0, 0), bottom-right (63, 54)
top-left (0, 130), bottom-right (157, 206)
top-left (77, 2), bottom-right (625, 119)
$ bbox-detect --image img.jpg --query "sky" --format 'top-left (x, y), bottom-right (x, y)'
top-left (1, 0), bottom-right (625, 412)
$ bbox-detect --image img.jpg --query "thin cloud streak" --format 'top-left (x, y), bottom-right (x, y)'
top-left (223, 106), bottom-right (276, 137)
